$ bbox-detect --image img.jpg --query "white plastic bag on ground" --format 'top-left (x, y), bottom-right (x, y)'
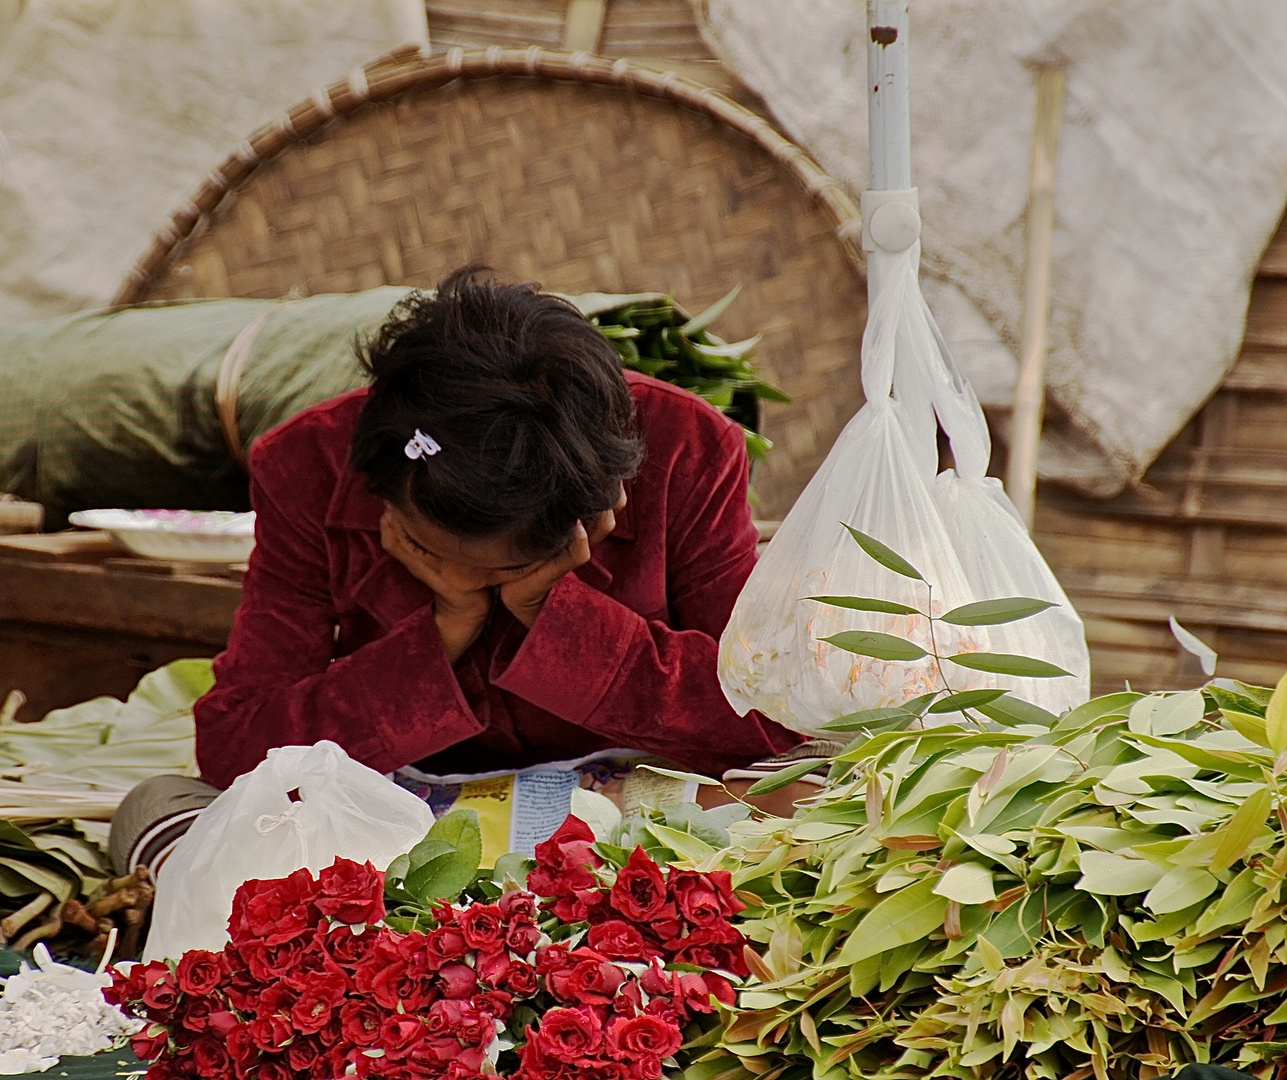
top-left (719, 243), bottom-right (1089, 735)
top-left (145, 740), bottom-right (435, 960)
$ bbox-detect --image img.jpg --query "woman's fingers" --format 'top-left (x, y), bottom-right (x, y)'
top-left (500, 521), bottom-right (592, 628)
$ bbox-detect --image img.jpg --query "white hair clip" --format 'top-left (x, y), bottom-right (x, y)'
top-left (404, 429), bottom-right (442, 460)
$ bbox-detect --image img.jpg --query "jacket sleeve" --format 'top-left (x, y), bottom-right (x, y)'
top-left (193, 450), bottom-right (484, 789)
top-left (489, 422), bottom-right (802, 778)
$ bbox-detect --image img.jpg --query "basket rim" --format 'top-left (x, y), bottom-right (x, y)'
top-left (111, 45), bottom-right (865, 307)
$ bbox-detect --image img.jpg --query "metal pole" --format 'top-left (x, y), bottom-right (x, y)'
top-left (1006, 65), bottom-right (1067, 532)
top-left (867, 0), bottom-right (911, 193)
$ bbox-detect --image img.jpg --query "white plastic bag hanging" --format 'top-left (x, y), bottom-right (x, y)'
top-left (719, 243), bottom-right (1090, 735)
top-left (145, 740), bottom-right (435, 960)
top-left (719, 245), bottom-right (993, 735)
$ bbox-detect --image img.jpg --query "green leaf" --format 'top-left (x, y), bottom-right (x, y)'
top-left (1222, 709), bottom-right (1270, 748)
top-left (384, 853), bottom-right (410, 884)
top-left (976, 695), bottom-right (1059, 728)
top-left (745, 758), bottom-right (828, 796)
top-left (822, 631), bottom-right (928, 662)
top-left (928, 689), bottom-right (1008, 714)
top-left (841, 526), bottom-right (924, 580)
top-left (403, 809), bottom-right (483, 903)
top-left (932, 862), bottom-right (997, 905)
top-left (946, 653), bottom-right (1071, 678)
top-left (1265, 671), bottom-right (1287, 753)
top-left (821, 707), bottom-right (919, 732)
top-left (1143, 865), bottom-right (1219, 915)
top-left (1210, 785), bottom-right (1272, 873)
top-left (1169, 617), bottom-right (1218, 676)
top-left (837, 877), bottom-right (948, 965)
top-left (405, 838), bottom-right (456, 872)
top-left (1076, 851), bottom-right (1166, 896)
top-left (680, 285), bottom-right (742, 336)
top-left (939, 598), bottom-right (1056, 626)
top-left (491, 853), bottom-right (533, 888)
top-left (806, 596), bottom-right (921, 616)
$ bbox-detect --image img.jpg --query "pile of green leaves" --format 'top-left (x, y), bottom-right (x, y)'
top-left (683, 670), bottom-right (1287, 1078)
top-left (591, 288), bottom-right (789, 461)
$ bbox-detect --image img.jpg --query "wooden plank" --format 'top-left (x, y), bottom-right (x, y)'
top-left (0, 532), bottom-right (119, 562)
top-left (1221, 348), bottom-right (1287, 393)
top-left (0, 622), bottom-right (219, 723)
top-left (1257, 215), bottom-right (1287, 278)
top-left (1242, 277), bottom-right (1287, 349)
top-left (1060, 570), bottom-right (1287, 635)
top-left (0, 561), bottom-right (240, 645)
top-left (563, 0), bottom-right (608, 52)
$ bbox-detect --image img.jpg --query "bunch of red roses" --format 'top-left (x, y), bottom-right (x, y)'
top-left (103, 816), bottom-right (751, 1080)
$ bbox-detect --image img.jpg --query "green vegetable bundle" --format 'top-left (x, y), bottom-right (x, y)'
top-left (590, 288), bottom-right (789, 461)
top-left (685, 676), bottom-right (1287, 1080)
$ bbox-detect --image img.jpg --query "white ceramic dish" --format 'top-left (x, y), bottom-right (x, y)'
top-left (67, 509), bottom-right (256, 564)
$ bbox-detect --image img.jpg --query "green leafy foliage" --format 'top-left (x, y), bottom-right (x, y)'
top-left (385, 808), bottom-right (483, 910)
top-left (592, 291), bottom-right (788, 461)
top-left (683, 677), bottom-right (1287, 1080)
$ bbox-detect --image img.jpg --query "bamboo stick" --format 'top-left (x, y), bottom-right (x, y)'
top-left (1007, 65), bottom-right (1067, 531)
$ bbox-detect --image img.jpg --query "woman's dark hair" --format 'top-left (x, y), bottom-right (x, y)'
top-left (351, 267), bottom-right (644, 558)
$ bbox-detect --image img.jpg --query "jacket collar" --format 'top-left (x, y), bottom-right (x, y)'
top-left (325, 469), bottom-right (636, 542)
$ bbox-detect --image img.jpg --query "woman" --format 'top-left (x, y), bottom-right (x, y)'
top-left (110, 269), bottom-right (801, 873)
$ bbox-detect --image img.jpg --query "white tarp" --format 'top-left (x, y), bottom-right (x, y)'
top-left (695, 0), bottom-right (1287, 497)
top-left (0, 0), bottom-right (428, 327)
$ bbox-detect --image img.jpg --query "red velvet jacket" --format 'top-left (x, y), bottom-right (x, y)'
top-left (194, 373), bottom-right (801, 789)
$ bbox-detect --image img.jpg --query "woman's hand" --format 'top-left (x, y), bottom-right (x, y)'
top-left (380, 509), bottom-right (493, 663)
top-left (500, 508), bottom-right (617, 629)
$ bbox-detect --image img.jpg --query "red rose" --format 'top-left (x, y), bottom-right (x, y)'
top-left (361, 958), bottom-right (436, 1012)
top-left (612, 980), bottom-right (644, 1016)
top-left (190, 1036), bottom-right (233, 1076)
top-left (128, 1023), bottom-right (169, 1062)
top-left (225, 1023), bottom-right (259, 1068)
top-left (670, 870), bottom-right (744, 928)
top-left (534, 1006), bottom-right (603, 1063)
top-left (255, 1062), bottom-right (292, 1080)
top-left (239, 935), bottom-right (311, 984)
top-left (437, 961), bottom-right (478, 1000)
top-left (339, 1000), bottom-right (384, 1047)
top-left (289, 972), bottom-right (347, 1034)
top-left (703, 972), bottom-right (736, 1007)
top-left (425, 925), bottom-right (470, 965)
top-left (505, 921), bottom-right (541, 954)
top-left (503, 960), bottom-right (540, 998)
top-left (229, 867), bottom-right (321, 947)
top-left (529, 816), bottom-right (602, 900)
top-left (175, 949), bottom-right (225, 997)
top-left (315, 859), bottom-right (385, 925)
top-left (381, 1015), bottom-right (428, 1061)
top-left (475, 950), bottom-right (512, 988)
top-left (635, 1054), bottom-right (665, 1080)
top-left (668, 923), bottom-right (750, 977)
top-left (319, 922), bottom-right (379, 969)
top-left (206, 1010), bottom-right (239, 1036)
top-left (177, 996), bottom-right (214, 1033)
top-left (286, 1036), bottom-right (322, 1073)
top-left (588, 919), bottom-right (652, 961)
top-left (549, 954), bottom-right (626, 1006)
top-left (137, 962), bottom-right (180, 1015)
top-left (549, 889), bottom-right (609, 925)
top-left (534, 942), bottom-right (575, 977)
top-left (247, 1013), bottom-right (294, 1052)
top-left (472, 988), bottom-right (515, 1025)
top-left (498, 891), bottom-right (539, 923)
top-left (606, 1014), bottom-right (683, 1061)
top-left (609, 848), bottom-right (668, 923)
top-left (319, 1045), bottom-right (353, 1080)
top-left (458, 904), bottom-right (505, 950)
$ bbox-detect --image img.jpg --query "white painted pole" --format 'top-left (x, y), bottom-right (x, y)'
top-left (867, 0), bottom-right (911, 193)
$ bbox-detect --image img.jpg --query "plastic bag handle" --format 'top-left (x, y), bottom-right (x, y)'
top-left (864, 246), bottom-right (992, 482)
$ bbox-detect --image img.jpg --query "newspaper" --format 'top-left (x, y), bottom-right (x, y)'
top-left (393, 750), bottom-right (701, 865)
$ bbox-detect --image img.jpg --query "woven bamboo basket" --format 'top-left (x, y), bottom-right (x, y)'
top-left (113, 47), bottom-right (867, 520)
